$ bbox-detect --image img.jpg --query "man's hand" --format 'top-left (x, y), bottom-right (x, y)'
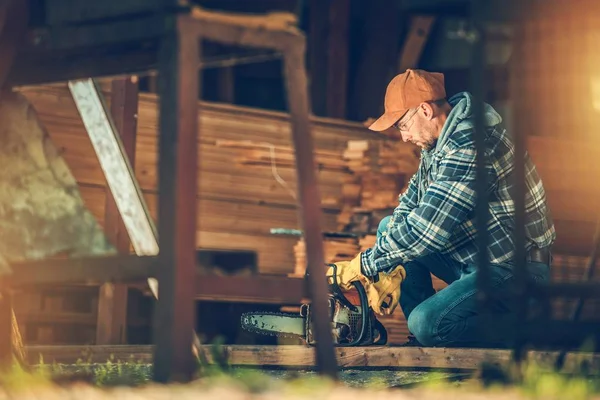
top-left (325, 253), bottom-right (366, 291)
top-left (366, 265), bottom-right (406, 315)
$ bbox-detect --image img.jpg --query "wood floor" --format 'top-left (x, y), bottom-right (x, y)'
top-left (24, 344), bottom-right (600, 372)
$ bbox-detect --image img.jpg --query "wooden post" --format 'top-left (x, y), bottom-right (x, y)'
top-left (152, 15), bottom-right (199, 383)
top-left (283, 40), bottom-right (338, 380)
top-left (96, 77), bottom-right (139, 345)
top-left (325, 0), bottom-right (350, 119)
top-left (0, 290), bottom-right (11, 368)
top-left (396, 16), bottom-right (435, 73)
top-left (308, 0), bottom-right (329, 117)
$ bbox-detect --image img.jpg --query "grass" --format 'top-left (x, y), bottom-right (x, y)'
top-left (1, 343), bottom-right (600, 399)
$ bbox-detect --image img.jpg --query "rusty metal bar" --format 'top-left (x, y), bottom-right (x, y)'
top-left (283, 40), bottom-right (338, 379)
top-left (96, 76), bottom-right (140, 345)
top-left (469, 0), bottom-right (493, 341)
top-left (507, 0), bottom-right (531, 364)
top-left (152, 14), bottom-right (199, 383)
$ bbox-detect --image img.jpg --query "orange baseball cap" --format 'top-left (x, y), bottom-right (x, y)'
top-left (369, 69), bottom-right (446, 131)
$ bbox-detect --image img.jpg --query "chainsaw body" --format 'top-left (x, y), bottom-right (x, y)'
top-left (304, 280), bottom-right (387, 346)
top-left (241, 264), bottom-right (387, 346)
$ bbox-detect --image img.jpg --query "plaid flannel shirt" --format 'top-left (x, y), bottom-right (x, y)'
top-left (360, 103), bottom-right (556, 276)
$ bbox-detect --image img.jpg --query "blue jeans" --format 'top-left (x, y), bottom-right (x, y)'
top-left (376, 216), bottom-right (550, 348)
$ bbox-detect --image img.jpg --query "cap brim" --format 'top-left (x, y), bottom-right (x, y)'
top-left (368, 110), bottom-right (407, 131)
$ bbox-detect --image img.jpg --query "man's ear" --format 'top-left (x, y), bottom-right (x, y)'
top-left (418, 102), bottom-right (435, 120)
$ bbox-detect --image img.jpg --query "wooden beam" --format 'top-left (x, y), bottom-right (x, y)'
top-left (397, 15), bottom-right (435, 72)
top-left (348, 0), bottom-right (405, 122)
top-left (96, 76), bottom-right (140, 346)
top-left (216, 66), bottom-right (235, 103)
top-left (67, 77), bottom-right (160, 297)
top-left (22, 344), bottom-right (600, 373)
top-left (0, 0), bottom-right (28, 90)
top-left (188, 7), bottom-right (302, 51)
top-left (68, 78), bottom-right (158, 256)
top-left (0, 290), bottom-right (11, 368)
top-left (4, 255), bottom-right (157, 286)
top-left (307, 0), bottom-right (329, 116)
top-left (325, 0), bottom-right (351, 119)
top-left (152, 15), bottom-right (199, 383)
top-left (194, 275), bottom-right (306, 304)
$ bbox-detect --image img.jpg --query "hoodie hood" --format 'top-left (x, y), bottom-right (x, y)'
top-left (415, 92), bottom-right (503, 202)
top-left (433, 91), bottom-right (503, 152)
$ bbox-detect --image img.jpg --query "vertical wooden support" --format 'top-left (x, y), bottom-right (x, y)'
top-left (308, 0), bottom-right (329, 117)
top-left (153, 15), bottom-right (199, 383)
top-left (0, 290), bottom-right (11, 368)
top-left (96, 77), bottom-right (139, 345)
top-left (326, 0), bottom-right (350, 119)
top-left (396, 16), bottom-right (435, 72)
top-left (283, 39), bottom-right (338, 380)
top-left (348, 0), bottom-right (404, 122)
top-left (216, 66), bottom-right (235, 103)
top-left (0, 0), bottom-right (30, 369)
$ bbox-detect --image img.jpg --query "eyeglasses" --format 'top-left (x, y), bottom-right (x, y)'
top-left (394, 108), bottom-right (418, 132)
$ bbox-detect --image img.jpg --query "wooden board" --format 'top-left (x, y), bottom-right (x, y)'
top-left (23, 344), bottom-right (600, 372)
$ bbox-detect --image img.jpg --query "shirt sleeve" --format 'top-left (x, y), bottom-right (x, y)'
top-left (361, 146), bottom-right (493, 276)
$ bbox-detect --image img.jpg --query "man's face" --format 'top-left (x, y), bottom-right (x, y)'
top-left (394, 106), bottom-right (439, 150)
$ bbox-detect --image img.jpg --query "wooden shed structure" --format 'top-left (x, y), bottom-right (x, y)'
top-left (0, 0), bottom-right (599, 381)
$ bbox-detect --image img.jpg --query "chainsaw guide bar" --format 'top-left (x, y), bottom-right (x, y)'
top-left (240, 311), bottom-right (306, 339)
top-left (240, 270), bottom-right (388, 346)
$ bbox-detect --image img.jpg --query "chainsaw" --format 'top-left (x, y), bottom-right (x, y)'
top-left (240, 264), bottom-right (388, 346)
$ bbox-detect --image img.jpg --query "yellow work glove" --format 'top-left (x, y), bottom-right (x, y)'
top-left (325, 252), bottom-right (366, 291)
top-left (366, 264), bottom-right (406, 316)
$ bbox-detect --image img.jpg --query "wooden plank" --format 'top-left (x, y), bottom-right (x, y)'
top-left (4, 255), bottom-right (157, 286)
top-left (42, 0), bottom-right (163, 25)
top-left (22, 344), bottom-right (600, 372)
top-left (195, 275), bottom-right (305, 304)
top-left (0, 290), bottom-right (11, 367)
top-left (397, 16), bottom-right (435, 72)
top-left (68, 78), bottom-right (158, 257)
top-left (96, 77), bottom-right (140, 346)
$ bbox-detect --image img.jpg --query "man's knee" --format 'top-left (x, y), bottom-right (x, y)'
top-left (406, 304), bottom-right (440, 347)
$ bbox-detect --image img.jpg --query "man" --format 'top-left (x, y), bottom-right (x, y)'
top-left (327, 69), bottom-right (556, 348)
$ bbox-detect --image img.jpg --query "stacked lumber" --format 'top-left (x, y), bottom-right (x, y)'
top-left (337, 139), bottom-right (420, 231)
top-left (359, 235), bottom-right (377, 251)
top-left (291, 237), bottom-right (360, 277)
top-left (214, 139), bottom-right (348, 173)
top-left (18, 85), bottom-right (376, 275)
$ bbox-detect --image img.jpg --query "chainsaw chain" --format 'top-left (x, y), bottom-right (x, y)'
top-left (240, 311), bottom-right (305, 339)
